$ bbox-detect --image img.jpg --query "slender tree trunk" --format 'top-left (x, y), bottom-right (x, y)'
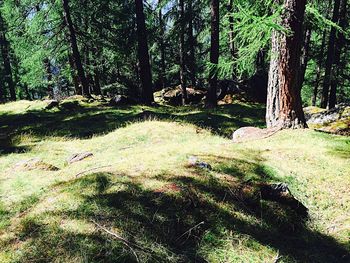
top-left (93, 72), bottom-right (102, 95)
top-left (266, 29), bottom-right (281, 127)
top-left (187, 0), bottom-right (196, 86)
top-left (24, 84), bottom-right (31, 100)
top-left (35, 5), bottom-right (54, 99)
top-left (0, 13), bottom-right (15, 101)
top-left (68, 53), bottom-right (81, 95)
top-left (277, 0), bottom-right (307, 129)
top-left (179, 0), bottom-right (187, 105)
top-left (312, 30), bottom-right (327, 106)
top-left (44, 58), bottom-right (53, 98)
top-left (297, 27), bottom-right (312, 91)
top-left (320, 0), bottom-right (341, 108)
top-left (135, 0), bottom-right (154, 105)
top-left (159, 6), bottom-right (166, 90)
top-left (328, 0), bottom-right (347, 109)
top-left (62, 0), bottom-right (91, 97)
top-left (206, 0), bottom-right (220, 108)
top-left (0, 82), bottom-right (3, 101)
top-left (91, 47), bottom-right (102, 95)
top-left (227, 0), bottom-right (236, 80)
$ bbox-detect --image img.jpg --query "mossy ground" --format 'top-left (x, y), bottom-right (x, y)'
top-left (0, 98), bottom-right (349, 262)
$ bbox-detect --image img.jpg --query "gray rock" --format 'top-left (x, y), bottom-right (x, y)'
top-left (188, 156), bottom-right (212, 170)
top-left (109, 95), bottom-right (137, 107)
top-left (162, 86), bottom-right (206, 106)
top-left (306, 104), bottom-right (350, 126)
top-left (232, 126), bottom-right (281, 143)
top-left (67, 152), bottom-right (93, 164)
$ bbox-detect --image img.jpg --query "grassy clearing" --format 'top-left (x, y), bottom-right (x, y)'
top-left (0, 99), bottom-right (349, 262)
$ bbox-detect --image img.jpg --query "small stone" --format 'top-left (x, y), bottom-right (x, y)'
top-left (109, 95), bottom-right (137, 107)
top-left (67, 152), bottom-right (93, 164)
top-left (188, 156), bottom-right (212, 170)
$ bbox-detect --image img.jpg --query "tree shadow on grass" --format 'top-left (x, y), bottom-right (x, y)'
top-left (11, 157), bottom-right (350, 262)
top-left (0, 102), bottom-right (265, 156)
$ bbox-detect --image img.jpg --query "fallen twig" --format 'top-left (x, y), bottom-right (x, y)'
top-left (176, 221), bottom-right (205, 242)
top-left (91, 220), bottom-right (141, 262)
top-left (74, 165), bottom-right (112, 178)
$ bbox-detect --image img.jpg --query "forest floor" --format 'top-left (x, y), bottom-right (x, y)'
top-left (0, 97), bottom-right (349, 263)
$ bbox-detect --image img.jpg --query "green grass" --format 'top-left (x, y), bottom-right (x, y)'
top-left (0, 98), bottom-right (349, 262)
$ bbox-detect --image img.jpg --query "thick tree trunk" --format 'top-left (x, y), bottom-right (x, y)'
top-left (266, 29), bottom-right (281, 128)
top-left (320, 0), bottom-right (341, 108)
top-left (206, 0), bottom-right (220, 108)
top-left (179, 0), bottom-right (187, 105)
top-left (328, 0), bottom-right (347, 109)
top-left (159, 7), bottom-right (166, 90)
top-left (277, 0), bottom-right (307, 129)
top-left (0, 13), bottom-right (15, 101)
top-left (62, 0), bottom-right (91, 97)
top-left (135, 0), bottom-right (154, 105)
top-left (187, 1), bottom-right (196, 86)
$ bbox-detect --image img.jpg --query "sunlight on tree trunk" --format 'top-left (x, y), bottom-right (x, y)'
top-left (277, 0), bottom-right (307, 129)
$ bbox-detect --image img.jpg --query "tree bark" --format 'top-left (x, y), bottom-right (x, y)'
top-left (266, 0), bottom-right (282, 128)
top-left (187, 0), bottom-right (196, 86)
top-left (277, 0), bottom-right (307, 129)
top-left (266, 29), bottom-right (281, 128)
top-left (0, 13), bottom-right (15, 101)
top-left (320, 0), bottom-right (341, 108)
top-left (62, 0), bottom-right (91, 97)
top-left (135, 0), bottom-right (154, 105)
top-left (179, 0), bottom-right (187, 105)
top-left (328, 0), bottom-right (347, 109)
top-left (206, 0), bottom-right (220, 108)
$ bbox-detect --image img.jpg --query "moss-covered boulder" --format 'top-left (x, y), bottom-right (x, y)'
top-left (305, 104), bottom-right (350, 135)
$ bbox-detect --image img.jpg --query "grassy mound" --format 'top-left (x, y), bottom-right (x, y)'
top-left (0, 99), bottom-right (349, 262)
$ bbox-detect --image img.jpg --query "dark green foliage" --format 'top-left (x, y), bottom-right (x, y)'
top-left (0, 0), bottom-right (348, 104)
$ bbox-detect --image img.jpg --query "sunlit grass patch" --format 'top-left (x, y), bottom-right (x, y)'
top-left (0, 99), bottom-right (349, 262)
